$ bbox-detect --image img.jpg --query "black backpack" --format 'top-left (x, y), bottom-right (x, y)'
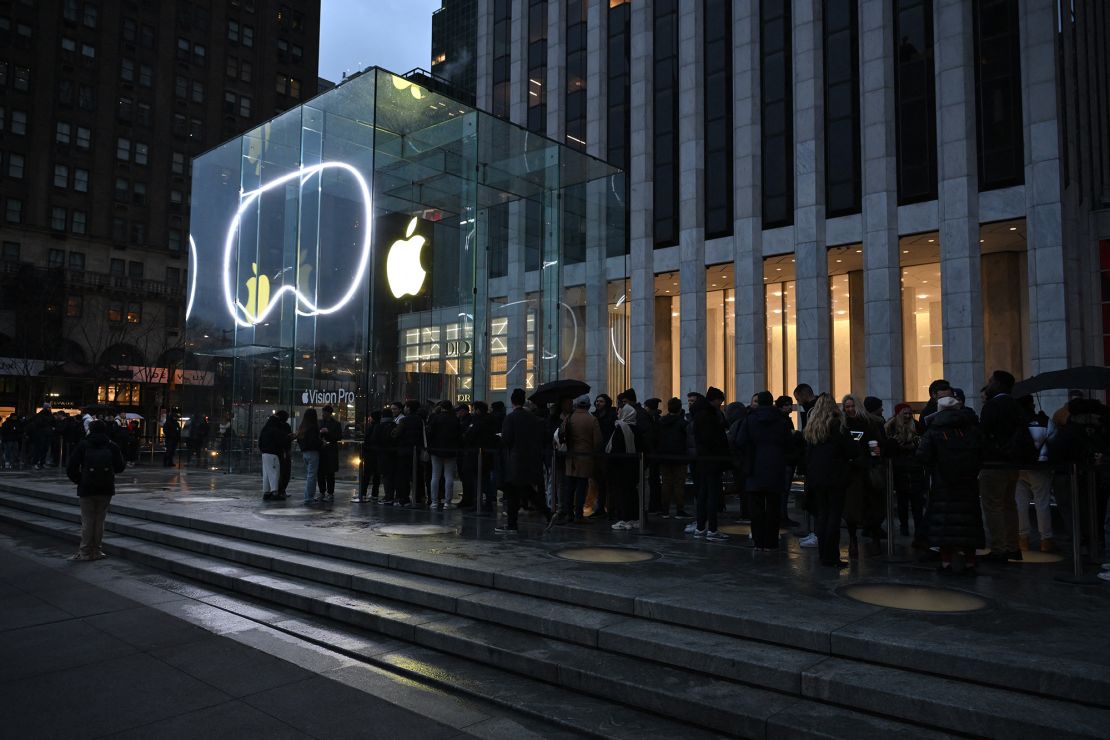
top-left (82, 445), bottom-right (116, 490)
top-left (935, 427), bottom-right (982, 482)
top-left (1003, 424), bottom-right (1038, 464)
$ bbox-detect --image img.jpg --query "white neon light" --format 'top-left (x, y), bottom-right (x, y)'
top-left (610, 294), bottom-right (627, 366)
top-left (221, 162), bottom-right (373, 328)
top-left (185, 235), bottom-right (198, 321)
top-left (493, 298), bottom-right (579, 373)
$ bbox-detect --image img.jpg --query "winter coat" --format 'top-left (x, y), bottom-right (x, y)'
top-left (656, 413), bottom-right (689, 461)
top-left (979, 393), bottom-right (1027, 463)
top-left (501, 407), bottom-right (545, 486)
top-left (0, 417), bottom-right (20, 443)
top-left (371, 419), bottom-right (397, 475)
top-left (163, 417), bottom-right (181, 443)
top-left (560, 408), bottom-right (602, 479)
top-left (803, 423), bottom-right (861, 490)
top-left (916, 408), bottom-right (986, 549)
top-left (593, 407), bottom-right (617, 446)
top-left (733, 406), bottom-right (794, 493)
top-left (297, 425), bottom-right (323, 452)
top-left (691, 398), bottom-right (729, 460)
top-left (258, 417), bottom-right (293, 456)
top-left (392, 413), bottom-right (425, 453)
top-left (29, 410), bottom-right (55, 442)
top-left (426, 410), bottom-right (462, 457)
top-left (65, 432), bottom-right (126, 497)
top-left (319, 416), bottom-right (342, 472)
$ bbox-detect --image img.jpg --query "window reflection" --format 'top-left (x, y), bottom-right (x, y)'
top-left (901, 232), bottom-right (942, 401)
top-left (706, 264), bottom-right (735, 398)
top-left (828, 244), bottom-right (865, 398)
top-left (764, 256), bottom-right (797, 397)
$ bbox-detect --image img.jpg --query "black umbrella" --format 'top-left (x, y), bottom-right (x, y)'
top-left (529, 379), bottom-right (590, 406)
top-left (1012, 366), bottom-right (1110, 397)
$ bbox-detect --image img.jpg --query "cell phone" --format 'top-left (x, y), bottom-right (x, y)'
top-left (850, 431), bottom-right (865, 441)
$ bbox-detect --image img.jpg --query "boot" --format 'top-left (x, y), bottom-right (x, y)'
top-left (1040, 537), bottom-right (1058, 553)
top-left (1018, 535), bottom-right (1030, 551)
top-left (848, 528), bottom-right (859, 559)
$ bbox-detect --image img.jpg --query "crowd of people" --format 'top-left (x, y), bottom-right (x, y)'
top-left (258, 370), bottom-right (1108, 577)
top-left (0, 404), bottom-right (139, 471)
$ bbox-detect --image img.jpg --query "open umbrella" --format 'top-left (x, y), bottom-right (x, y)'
top-left (1012, 366), bottom-right (1110, 397)
top-left (529, 379), bottom-right (590, 406)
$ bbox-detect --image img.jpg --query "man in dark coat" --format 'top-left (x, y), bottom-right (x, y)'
top-left (29, 404), bottom-right (56, 470)
top-left (392, 401), bottom-right (425, 507)
top-left (916, 396), bottom-right (986, 574)
top-left (690, 386), bottom-right (729, 540)
top-left (65, 420), bottom-right (126, 561)
top-left (978, 370), bottom-right (1027, 562)
top-left (372, 408), bottom-right (397, 503)
top-left (317, 405), bottom-right (343, 501)
top-left (497, 389), bottom-right (550, 532)
top-left (162, 411), bottom-right (181, 467)
top-left (258, 410), bottom-right (292, 500)
top-left (734, 391), bottom-right (795, 550)
top-left (426, 400), bottom-right (462, 508)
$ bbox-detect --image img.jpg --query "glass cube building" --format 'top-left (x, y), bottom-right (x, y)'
top-left (184, 68), bottom-right (625, 463)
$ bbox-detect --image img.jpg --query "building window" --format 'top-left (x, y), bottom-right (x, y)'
top-left (110, 258), bottom-right (125, 277)
top-left (764, 256), bottom-right (797, 397)
top-left (133, 182), bottom-right (147, 206)
top-left (64, 0), bottom-right (79, 22)
top-left (828, 245), bottom-right (866, 397)
top-left (59, 79), bottom-right (74, 105)
top-left (139, 64), bottom-right (152, 87)
top-left (761, 0), bottom-right (793, 228)
top-left (564, 0), bottom-right (587, 149)
top-left (111, 217), bottom-right (126, 242)
top-left (74, 168), bottom-right (88, 192)
top-left (122, 17), bottom-right (136, 42)
top-left (14, 66), bottom-right (30, 91)
top-left (704, 0), bottom-right (733, 239)
top-left (224, 91), bottom-right (236, 115)
top-left (168, 228), bottom-right (182, 253)
top-left (242, 25), bottom-right (253, 47)
top-left (66, 295), bottom-right (82, 318)
top-left (171, 151), bottom-right (185, 174)
top-left (140, 23), bottom-right (155, 48)
top-left (116, 137), bottom-right (131, 161)
top-left (62, 37), bottom-right (77, 53)
top-left (191, 80), bottom-right (204, 103)
top-left (706, 265), bottom-right (737, 398)
top-left (172, 114), bottom-right (186, 137)
top-left (8, 154), bottom-right (24, 179)
top-left (193, 44), bottom-right (206, 65)
top-left (114, 178), bottom-right (128, 201)
top-left (56, 121), bottom-right (71, 144)
top-left (78, 84), bottom-right (95, 110)
top-left (823, 0), bottom-right (861, 217)
top-left (120, 58), bottom-right (134, 82)
top-left (175, 76), bottom-right (187, 98)
top-left (170, 189), bottom-right (183, 204)
top-left (118, 96), bottom-right (133, 122)
top-left (2, 241), bottom-right (20, 262)
top-left (126, 302), bottom-right (142, 324)
top-left (607, 0), bottom-right (631, 257)
top-left (72, 210), bottom-right (86, 235)
top-left (108, 301), bottom-right (123, 323)
top-left (76, 126), bottom-right (90, 149)
top-left (137, 102), bottom-right (152, 126)
top-left (491, 0), bottom-right (511, 119)
top-left (227, 20), bottom-right (239, 42)
top-left (189, 117), bottom-right (203, 139)
top-left (653, 0), bottom-right (679, 246)
top-left (134, 142), bottom-right (148, 165)
top-left (53, 164), bottom-right (69, 187)
top-left (894, 0), bottom-right (938, 204)
top-left (81, 44), bottom-right (95, 59)
top-left (50, 207), bottom-right (67, 231)
top-left (176, 37), bottom-right (190, 61)
top-left (4, 199), bottom-right (20, 224)
top-left (130, 221), bottom-right (145, 245)
top-left (128, 261), bottom-right (143, 279)
top-left (526, 0), bottom-right (548, 134)
top-left (11, 111), bottom-right (26, 135)
top-left (48, 249), bottom-right (65, 268)
top-left (901, 233), bottom-right (942, 401)
top-left (83, 4), bottom-right (97, 28)
top-left (68, 251), bottom-right (85, 271)
top-left (973, 0), bottom-right (1023, 190)
top-left (239, 95), bottom-right (251, 117)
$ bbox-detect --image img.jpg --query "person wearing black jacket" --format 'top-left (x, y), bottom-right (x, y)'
top-left (29, 405), bottom-right (56, 470)
top-left (978, 370), bottom-right (1027, 562)
top-left (356, 411), bottom-right (380, 503)
top-left (65, 420), bottom-right (126, 561)
top-left (427, 401), bottom-right (462, 509)
top-left (590, 394), bottom-right (617, 518)
top-left (803, 395), bottom-right (860, 567)
top-left (463, 401), bottom-right (500, 512)
top-left (734, 391), bottom-right (794, 550)
top-left (497, 388), bottom-right (549, 532)
top-left (317, 405), bottom-right (343, 501)
top-left (656, 398), bottom-right (691, 518)
top-left (372, 409), bottom-right (397, 503)
top-left (391, 401), bottom-right (425, 507)
top-left (162, 410), bottom-right (181, 468)
top-left (258, 410), bottom-right (292, 500)
top-left (690, 386), bottom-right (729, 540)
top-left (296, 409), bottom-right (323, 504)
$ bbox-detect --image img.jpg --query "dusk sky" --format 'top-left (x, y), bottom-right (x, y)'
top-left (319, 0), bottom-right (443, 84)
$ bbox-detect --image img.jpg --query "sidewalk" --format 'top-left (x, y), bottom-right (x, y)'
top-left (0, 543), bottom-right (472, 740)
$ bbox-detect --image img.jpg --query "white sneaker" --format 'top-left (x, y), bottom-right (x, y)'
top-left (625, 521), bottom-right (640, 529)
top-left (693, 528), bottom-right (707, 538)
top-left (705, 530), bottom-right (728, 542)
top-left (799, 533), bottom-right (818, 548)
top-left (1101, 563), bottom-right (1110, 571)
top-left (683, 522), bottom-right (698, 534)
top-left (611, 520), bottom-right (628, 531)
top-left (1098, 571), bottom-right (1110, 582)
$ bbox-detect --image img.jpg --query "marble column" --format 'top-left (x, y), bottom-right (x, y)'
top-left (584, 0), bottom-right (609, 395)
top-left (678, 2), bottom-right (706, 398)
top-left (628, 0), bottom-right (655, 398)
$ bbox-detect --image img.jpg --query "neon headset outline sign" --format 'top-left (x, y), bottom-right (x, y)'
top-left (214, 161), bottom-right (374, 328)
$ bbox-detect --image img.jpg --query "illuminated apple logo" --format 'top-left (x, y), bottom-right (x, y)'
top-left (386, 217), bottom-right (427, 299)
top-left (301, 391), bottom-right (310, 404)
top-left (391, 75), bottom-right (425, 99)
top-left (243, 262), bottom-right (270, 323)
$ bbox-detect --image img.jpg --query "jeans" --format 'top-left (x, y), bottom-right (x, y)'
top-left (894, 465), bottom-right (927, 535)
top-left (559, 475), bottom-right (589, 518)
top-left (696, 461), bottom-right (721, 532)
top-left (1015, 469), bottom-right (1053, 540)
top-left (302, 451), bottom-right (320, 501)
top-left (32, 437), bottom-right (50, 467)
top-left (261, 453), bottom-right (280, 494)
top-left (164, 440), bottom-right (178, 467)
top-left (1, 440), bottom-right (18, 467)
top-left (812, 485), bottom-right (846, 565)
top-left (749, 491), bottom-right (782, 549)
top-left (79, 495), bottom-right (111, 557)
top-left (430, 455), bottom-right (457, 505)
top-left (979, 468), bottom-right (1020, 553)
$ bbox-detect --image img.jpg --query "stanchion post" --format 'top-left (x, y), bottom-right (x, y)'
top-left (639, 452), bottom-right (646, 531)
top-left (1070, 463), bottom-right (1082, 578)
top-left (1086, 466), bottom-right (1099, 565)
top-left (885, 459), bottom-right (896, 558)
top-left (475, 446), bottom-right (483, 515)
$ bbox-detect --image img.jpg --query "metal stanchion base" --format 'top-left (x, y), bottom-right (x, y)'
top-left (1054, 572), bottom-right (1103, 586)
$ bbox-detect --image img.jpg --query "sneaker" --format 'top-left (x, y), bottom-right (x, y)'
top-left (92, 551), bottom-right (108, 560)
top-left (262, 493), bottom-right (274, 501)
top-left (705, 530), bottom-right (729, 542)
top-left (312, 494), bottom-right (323, 502)
top-left (660, 513), bottom-right (671, 519)
top-left (625, 520), bottom-right (640, 529)
top-left (683, 522), bottom-right (698, 534)
top-left (799, 533), bottom-right (818, 548)
top-left (611, 520), bottom-right (628, 531)
top-left (1098, 571), bottom-right (1110, 582)
top-left (674, 510), bottom-right (693, 519)
top-left (68, 553), bottom-right (92, 561)
top-left (493, 526), bottom-right (518, 534)
top-left (436, 502), bottom-right (445, 511)
top-left (693, 528), bottom-right (707, 538)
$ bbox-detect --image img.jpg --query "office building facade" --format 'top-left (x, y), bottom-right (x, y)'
top-left (466, 0), bottom-right (1110, 409)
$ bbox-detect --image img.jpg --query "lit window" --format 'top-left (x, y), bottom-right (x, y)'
top-left (56, 121), bottom-right (71, 144)
top-left (66, 295), bottom-right (82, 317)
top-left (127, 302), bottom-right (142, 324)
top-left (8, 154), bottom-right (25, 179)
top-left (116, 137), bottom-right (131, 161)
top-left (108, 301), bottom-right (123, 322)
top-left (74, 168), bottom-right (88, 192)
top-left (53, 164), bottom-right (69, 188)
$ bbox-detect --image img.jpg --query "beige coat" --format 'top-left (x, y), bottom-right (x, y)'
top-left (561, 408), bottom-right (601, 479)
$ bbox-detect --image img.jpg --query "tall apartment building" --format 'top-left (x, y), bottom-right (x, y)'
top-left (432, 0), bottom-right (478, 95)
top-left (0, 0), bottom-right (320, 417)
top-left (465, 0), bottom-right (1110, 409)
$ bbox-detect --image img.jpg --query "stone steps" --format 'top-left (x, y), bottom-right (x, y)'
top-left (3, 489), bottom-right (1109, 738)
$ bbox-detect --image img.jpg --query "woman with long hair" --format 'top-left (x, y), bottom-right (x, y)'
top-left (803, 395), bottom-right (860, 567)
top-left (297, 408), bottom-right (322, 504)
top-left (841, 393), bottom-right (883, 556)
top-left (885, 403), bottom-right (927, 545)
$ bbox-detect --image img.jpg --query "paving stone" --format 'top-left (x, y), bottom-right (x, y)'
top-left (102, 700), bottom-right (313, 740)
top-left (151, 634), bottom-right (315, 697)
top-left (0, 591), bottom-right (73, 631)
top-left (85, 605), bottom-right (213, 651)
top-left (0, 618), bottom-right (138, 681)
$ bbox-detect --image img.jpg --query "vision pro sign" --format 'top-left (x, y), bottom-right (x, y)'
top-left (299, 388), bottom-right (356, 406)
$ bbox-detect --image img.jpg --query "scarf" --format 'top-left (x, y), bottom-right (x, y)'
top-left (607, 404), bottom-right (637, 454)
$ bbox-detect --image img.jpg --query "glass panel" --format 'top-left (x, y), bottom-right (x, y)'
top-left (828, 244), bottom-right (865, 398)
top-left (980, 218), bottom-right (1028, 380)
top-left (900, 232), bottom-right (942, 402)
top-left (764, 255), bottom-right (797, 397)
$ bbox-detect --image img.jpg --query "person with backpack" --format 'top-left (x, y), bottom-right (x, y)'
top-left (916, 395), bottom-right (986, 574)
top-left (1014, 395), bottom-right (1055, 553)
top-left (978, 370), bottom-right (1031, 563)
top-left (258, 410), bottom-right (291, 501)
top-left (733, 391), bottom-right (795, 551)
top-left (65, 419), bottom-right (126, 561)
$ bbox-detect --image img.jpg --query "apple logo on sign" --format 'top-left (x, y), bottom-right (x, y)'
top-left (386, 217), bottom-right (427, 299)
top-left (300, 391), bottom-right (310, 404)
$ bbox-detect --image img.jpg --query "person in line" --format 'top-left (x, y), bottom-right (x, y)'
top-left (643, 397), bottom-right (663, 514)
top-left (463, 401), bottom-right (499, 512)
top-left (317, 405), bottom-right (342, 502)
top-left (734, 391), bottom-right (794, 551)
top-left (792, 384), bottom-right (818, 431)
top-left (65, 419), bottom-right (126, 561)
top-left (372, 407), bottom-right (398, 504)
top-left (688, 386), bottom-right (729, 541)
top-left (656, 398), bottom-right (691, 519)
top-left (1, 413), bottom-right (22, 469)
top-left (162, 409), bottom-right (181, 468)
top-left (886, 402), bottom-right (927, 545)
top-left (554, 394), bottom-right (601, 524)
top-left (803, 395), bottom-right (859, 567)
top-left (29, 403), bottom-right (56, 470)
top-left (392, 400), bottom-right (425, 508)
top-left (607, 403), bottom-right (641, 531)
top-left (978, 370), bottom-right (1029, 563)
top-left (775, 395), bottom-right (801, 527)
top-left (427, 400), bottom-right (462, 509)
top-left (497, 388), bottom-right (549, 533)
top-left (297, 408), bottom-right (323, 505)
top-left (589, 394), bottom-right (617, 519)
top-left (357, 411), bottom-right (381, 503)
top-left (1014, 395), bottom-right (1055, 553)
top-left (258, 410), bottom-right (291, 501)
top-left (841, 394), bottom-right (884, 557)
top-left (920, 379), bottom-right (951, 426)
top-left (917, 396), bottom-right (986, 574)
